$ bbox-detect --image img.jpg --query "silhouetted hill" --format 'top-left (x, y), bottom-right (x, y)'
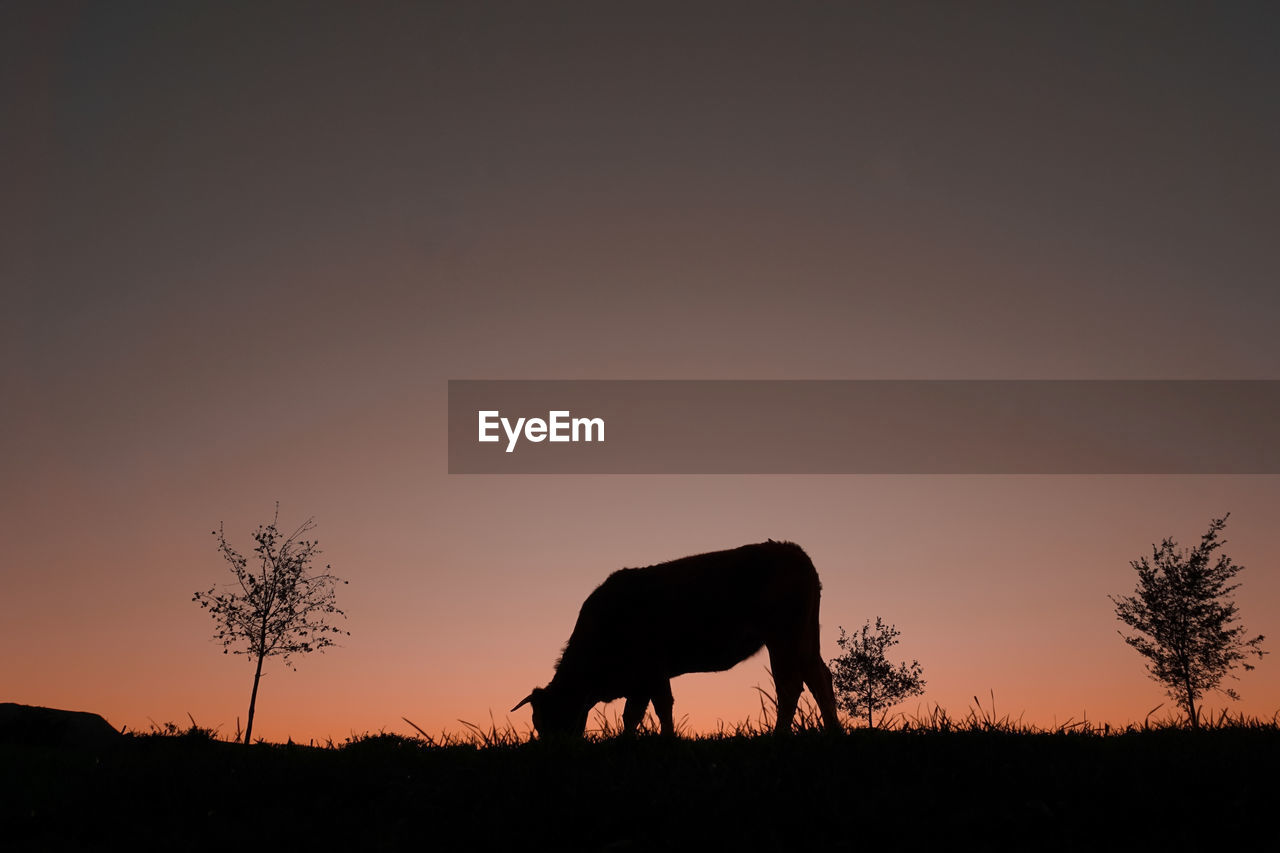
top-left (5, 725), bottom-right (1277, 849)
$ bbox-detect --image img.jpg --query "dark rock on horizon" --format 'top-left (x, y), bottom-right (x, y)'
top-left (0, 702), bottom-right (122, 748)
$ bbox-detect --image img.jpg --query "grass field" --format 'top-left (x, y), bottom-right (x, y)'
top-left (5, 704), bottom-right (1277, 850)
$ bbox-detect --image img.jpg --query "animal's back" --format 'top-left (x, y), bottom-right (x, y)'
top-left (563, 541), bottom-right (823, 683)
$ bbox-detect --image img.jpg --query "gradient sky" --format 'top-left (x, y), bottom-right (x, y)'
top-left (3, 2), bottom-right (1278, 742)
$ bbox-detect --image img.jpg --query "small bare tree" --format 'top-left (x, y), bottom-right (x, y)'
top-left (829, 617), bottom-right (926, 728)
top-left (1111, 514), bottom-right (1266, 729)
top-left (193, 504), bottom-right (348, 744)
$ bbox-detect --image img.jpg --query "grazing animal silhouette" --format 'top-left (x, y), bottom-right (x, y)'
top-left (512, 540), bottom-right (841, 737)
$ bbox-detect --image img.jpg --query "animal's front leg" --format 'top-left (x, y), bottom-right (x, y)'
top-left (652, 679), bottom-right (675, 736)
top-left (622, 694), bottom-right (650, 734)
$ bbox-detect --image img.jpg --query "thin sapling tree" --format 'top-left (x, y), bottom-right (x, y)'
top-left (1111, 514), bottom-right (1266, 729)
top-left (194, 505), bottom-right (348, 744)
top-left (829, 617), bottom-right (926, 729)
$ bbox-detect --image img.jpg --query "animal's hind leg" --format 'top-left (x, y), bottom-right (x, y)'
top-left (803, 653), bottom-right (841, 733)
top-left (622, 695), bottom-right (650, 734)
top-left (767, 645), bottom-right (803, 735)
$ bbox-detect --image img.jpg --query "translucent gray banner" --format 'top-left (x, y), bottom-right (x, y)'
top-left (447, 380), bottom-right (1280, 474)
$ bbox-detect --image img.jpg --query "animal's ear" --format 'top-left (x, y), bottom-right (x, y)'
top-left (511, 690), bottom-right (538, 712)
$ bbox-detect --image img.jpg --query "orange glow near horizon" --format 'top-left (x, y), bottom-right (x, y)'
top-left (7, 473), bottom-right (1279, 744)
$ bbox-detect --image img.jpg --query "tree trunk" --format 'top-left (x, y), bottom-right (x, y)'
top-left (1184, 676), bottom-right (1198, 731)
top-left (244, 650), bottom-right (265, 745)
top-left (244, 605), bottom-right (272, 745)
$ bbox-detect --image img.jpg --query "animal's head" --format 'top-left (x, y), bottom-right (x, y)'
top-left (511, 684), bottom-right (591, 737)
